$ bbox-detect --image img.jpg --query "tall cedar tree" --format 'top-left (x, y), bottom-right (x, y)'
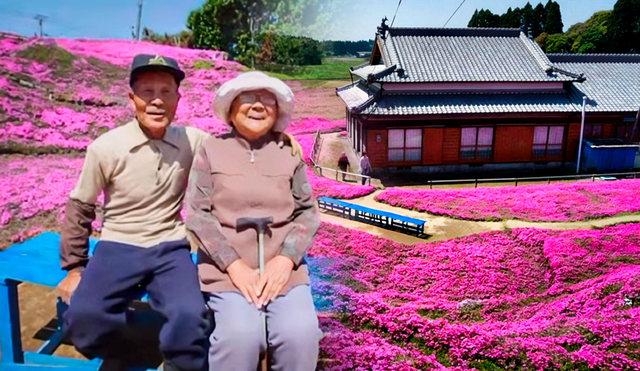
top-left (531, 3), bottom-right (546, 37)
top-left (468, 2), bottom-right (552, 37)
top-left (499, 7), bottom-right (523, 28)
top-left (468, 9), bottom-right (479, 27)
top-left (544, 0), bottom-right (563, 34)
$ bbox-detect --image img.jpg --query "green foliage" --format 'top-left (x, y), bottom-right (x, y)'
top-left (534, 32), bottom-right (549, 51)
top-left (531, 3), bottom-right (547, 38)
top-left (321, 40), bottom-right (374, 56)
top-left (271, 34), bottom-right (322, 66)
top-left (468, 9), bottom-right (500, 27)
top-left (142, 28), bottom-right (193, 48)
top-left (544, 0), bottom-right (563, 34)
top-left (545, 33), bottom-right (571, 53)
top-left (187, 0), bottom-right (244, 51)
top-left (468, 2), bottom-right (562, 39)
top-left (500, 7), bottom-right (522, 28)
top-left (607, 0), bottom-right (640, 52)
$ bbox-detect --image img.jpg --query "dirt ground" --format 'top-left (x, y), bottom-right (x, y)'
top-left (285, 80), bottom-right (349, 121)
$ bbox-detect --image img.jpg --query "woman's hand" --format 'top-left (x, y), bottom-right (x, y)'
top-left (256, 256), bottom-right (294, 307)
top-left (227, 259), bottom-right (261, 307)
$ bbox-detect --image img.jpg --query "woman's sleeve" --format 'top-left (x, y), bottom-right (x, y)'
top-left (280, 159), bottom-right (320, 267)
top-left (186, 145), bottom-right (241, 272)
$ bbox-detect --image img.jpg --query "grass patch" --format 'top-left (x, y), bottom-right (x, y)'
top-left (17, 44), bottom-right (76, 77)
top-left (256, 57), bottom-right (364, 80)
top-left (602, 283), bottom-right (623, 296)
top-left (193, 60), bottom-right (212, 70)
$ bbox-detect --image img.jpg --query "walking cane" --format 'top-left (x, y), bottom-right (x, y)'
top-left (236, 216), bottom-right (274, 371)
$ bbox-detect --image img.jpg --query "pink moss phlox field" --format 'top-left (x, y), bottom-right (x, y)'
top-left (0, 156), bottom-right (82, 226)
top-left (376, 180), bottom-right (640, 221)
top-left (287, 117), bottom-right (344, 135)
top-left (0, 36), bottom-right (240, 149)
top-left (296, 133), bottom-right (375, 199)
top-left (307, 222), bottom-right (640, 370)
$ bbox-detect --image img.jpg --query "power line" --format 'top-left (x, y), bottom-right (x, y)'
top-left (390, 0), bottom-right (402, 28)
top-left (441, 0), bottom-right (467, 28)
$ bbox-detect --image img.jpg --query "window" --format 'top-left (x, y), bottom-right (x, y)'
top-left (460, 127), bottom-right (493, 160)
top-left (533, 126), bottom-right (564, 158)
top-left (584, 124), bottom-right (603, 138)
top-left (388, 129), bottom-right (422, 162)
top-left (613, 124), bottom-right (633, 140)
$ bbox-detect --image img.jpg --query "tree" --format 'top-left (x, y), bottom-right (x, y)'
top-left (521, 2), bottom-right (534, 32)
top-left (534, 32), bottom-right (549, 51)
top-left (500, 7), bottom-right (522, 28)
top-left (545, 33), bottom-right (570, 53)
top-left (187, 0), bottom-right (246, 51)
top-left (468, 9), bottom-right (480, 27)
top-left (607, 0), bottom-right (640, 53)
top-left (544, 0), bottom-right (563, 34)
top-left (472, 9), bottom-right (500, 27)
top-left (570, 11), bottom-right (611, 53)
top-left (531, 3), bottom-right (547, 37)
top-left (271, 35), bottom-right (322, 65)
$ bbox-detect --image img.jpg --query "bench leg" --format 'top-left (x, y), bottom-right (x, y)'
top-left (0, 279), bottom-right (24, 363)
top-left (37, 300), bottom-right (68, 355)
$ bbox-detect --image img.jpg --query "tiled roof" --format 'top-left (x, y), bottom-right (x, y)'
top-left (356, 91), bottom-right (577, 116)
top-left (335, 81), bottom-right (378, 109)
top-left (548, 54), bottom-right (640, 113)
top-left (367, 28), bottom-right (577, 83)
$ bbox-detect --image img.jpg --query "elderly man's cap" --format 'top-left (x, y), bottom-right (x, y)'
top-left (130, 54), bottom-right (185, 86)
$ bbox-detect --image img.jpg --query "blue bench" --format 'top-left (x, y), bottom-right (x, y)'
top-left (317, 197), bottom-right (427, 237)
top-left (0, 232), bottom-right (195, 370)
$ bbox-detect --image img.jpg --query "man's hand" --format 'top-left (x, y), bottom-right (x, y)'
top-left (256, 256), bottom-right (294, 308)
top-left (227, 259), bottom-right (261, 307)
top-left (56, 270), bottom-right (82, 304)
top-left (278, 133), bottom-right (303, 158)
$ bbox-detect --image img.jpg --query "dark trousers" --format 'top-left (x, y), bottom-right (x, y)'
top-left (361, 174), bottom-right (368, 185)
top-left (64, 239), bottom-right (208, 371)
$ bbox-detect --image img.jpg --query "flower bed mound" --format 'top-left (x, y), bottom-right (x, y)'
top-left (308, 222), bottom-right (640, 370)
top-left (0, 36), bottom-right (240, 151)
top-left (297, 133), bottom-right (375, 199)
top-left (286, 117), bottom-right (344, 135)
top-left (376, 180), bottom-right (640, 222)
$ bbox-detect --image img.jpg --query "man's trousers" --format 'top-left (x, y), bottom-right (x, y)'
top-left (64, 239), bottom-right (209, 371)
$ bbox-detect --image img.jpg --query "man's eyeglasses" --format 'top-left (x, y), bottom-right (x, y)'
top-left (237, 92), bottom-right (278, 106)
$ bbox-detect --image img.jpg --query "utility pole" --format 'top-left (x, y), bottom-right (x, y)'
top-left (34, 15), bottom-right (48, 37)
top-left (576, 96), bottom-right (587, 174)
top-left (135, 0), bottom-right (143, 41)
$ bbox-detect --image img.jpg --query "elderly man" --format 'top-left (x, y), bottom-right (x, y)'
top-left (56, 54), bottom-right (210, 371)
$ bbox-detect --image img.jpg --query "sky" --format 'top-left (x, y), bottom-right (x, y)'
top-left (0, 0), bottom-right (618, 41)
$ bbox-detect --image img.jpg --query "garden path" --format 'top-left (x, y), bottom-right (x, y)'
top-left (319, 190), bottom-right (640, 244)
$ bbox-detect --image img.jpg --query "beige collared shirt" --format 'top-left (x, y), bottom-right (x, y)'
top-left (69, 120), bottom-right (209, 247)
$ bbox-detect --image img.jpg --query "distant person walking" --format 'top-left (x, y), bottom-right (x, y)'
top-left (338, 152), bottom-right (349, 181)
top-left (359, 152), bottom-right (371, 185)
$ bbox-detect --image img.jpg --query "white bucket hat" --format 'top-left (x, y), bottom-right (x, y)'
top-left (213, 71), bottom-right (294, 133)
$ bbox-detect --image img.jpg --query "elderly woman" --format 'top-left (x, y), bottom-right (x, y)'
top-left (186, 71), bottom-right (321, 371)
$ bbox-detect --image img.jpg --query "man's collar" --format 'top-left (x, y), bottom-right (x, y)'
top-left (126, 119), bottom-right (180, 151)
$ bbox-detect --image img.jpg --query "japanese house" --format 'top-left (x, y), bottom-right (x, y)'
top-left (336, 25), bottom-right (640, 174)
